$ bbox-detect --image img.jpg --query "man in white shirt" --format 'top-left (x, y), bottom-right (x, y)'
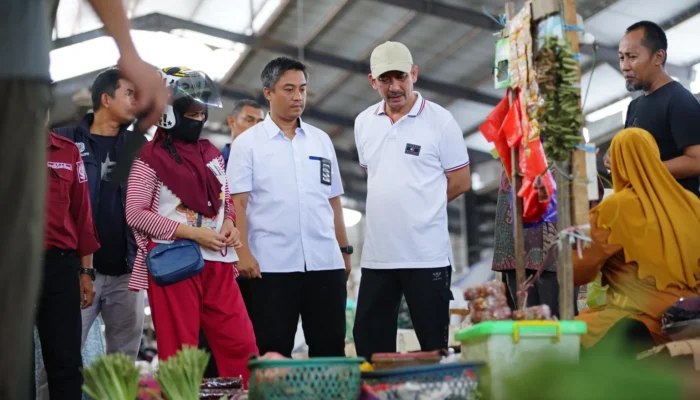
top-left (227, 57), bottom-right (352, 358)
top-left (352, 42), bottom-right (471, 360)
top-left (221, 99), bottom-right (265, 168)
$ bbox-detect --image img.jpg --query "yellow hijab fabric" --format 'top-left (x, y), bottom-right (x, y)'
top-left (593, 128), bottom-right (700, 290)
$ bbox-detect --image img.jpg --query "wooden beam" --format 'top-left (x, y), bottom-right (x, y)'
top-left (557, 0), bottom-right (580, 321)
top-left (504, 2), bottom-right (526, 311)
top-left (370, 0), bottom-right (502, 30)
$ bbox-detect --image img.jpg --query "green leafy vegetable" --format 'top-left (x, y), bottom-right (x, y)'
top-left (82, 353), bottom-right (141, 400)
top-left (155, 346), bottom-right (210, 400)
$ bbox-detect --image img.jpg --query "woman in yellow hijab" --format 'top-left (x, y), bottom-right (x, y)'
top-left (574, 128), bottom-right (700, 352)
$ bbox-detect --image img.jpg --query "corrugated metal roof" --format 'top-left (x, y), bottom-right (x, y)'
top-left (266, 0), bottom-right (342, 43)
top-left (44, 0), bottom-right (700, 254)
top-left (667, 13), bottom-right (700, 65)
top-left (308, 1), bottom-right (416, 59)
top-left (49, 0), bottom-right (700, 162)
top-left (584, 0), bottom-right (698, 46)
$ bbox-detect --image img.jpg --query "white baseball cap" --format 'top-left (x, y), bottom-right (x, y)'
top-left (370, 41), bottom-right (413, 79)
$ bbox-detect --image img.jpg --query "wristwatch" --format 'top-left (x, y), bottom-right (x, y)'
top-left (80, 268), bottom-right (96, 281)
top-left (340, 246), bottom-right (354, 255)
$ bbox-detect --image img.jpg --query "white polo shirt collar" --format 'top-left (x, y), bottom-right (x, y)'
top-left (373, 92), bottom-right (427, 118)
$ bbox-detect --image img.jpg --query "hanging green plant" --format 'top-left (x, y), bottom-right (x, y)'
top-left (537, 35), bottom-right (584, 162)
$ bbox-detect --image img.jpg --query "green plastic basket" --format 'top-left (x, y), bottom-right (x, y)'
top-left (454, 320), bottom-right (587, 343)
top-left (248, 357), bottom-right (365, 400)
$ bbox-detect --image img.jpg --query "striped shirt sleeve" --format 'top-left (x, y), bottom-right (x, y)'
top-left (218, 156), bottom-right (240, 278)
top-left (125, 159), bottom-right (180, 241)
top-left (219, 156), bottom-right (236, 224)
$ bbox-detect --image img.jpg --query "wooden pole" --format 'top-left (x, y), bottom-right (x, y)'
top-left (569, 29), bottom-right (590, 226)
top-left (556, 0), bottom-right (582, 321)
top-left (505, 1), bottom-right (526, 310)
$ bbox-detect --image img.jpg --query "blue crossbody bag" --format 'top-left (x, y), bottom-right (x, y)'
top-left (146, 214), bottom-right (204, 286)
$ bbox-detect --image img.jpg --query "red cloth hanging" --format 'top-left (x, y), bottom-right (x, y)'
top-left (479, 95), bottom-right (513, 179)
top-left (479, 89), bottom-right (554, 223)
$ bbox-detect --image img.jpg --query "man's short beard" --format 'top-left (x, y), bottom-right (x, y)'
top-left (625, 80), bottom-right (651, 92)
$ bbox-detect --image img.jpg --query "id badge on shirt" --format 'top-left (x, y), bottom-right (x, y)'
top-left (310, 156), bottom-right (332, 185)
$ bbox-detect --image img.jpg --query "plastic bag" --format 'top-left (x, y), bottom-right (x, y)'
top-left (661, 296), bottom-right (700, 327)
top-left (514, 170), bottom-right (555, 225)
top-left (517, 116), bottom-right (552, 225)
top-left (586, 272), bottom-right (608, 309)
top-left (513, 305), bottom-right (553, 321)
top-left (523, 181), bottom-right (557, 228)
top-left (502, 95), bottom-right (524, 148)
top-left (494, 38), bottom-right (511, 89)
top-left (463, 281), bottom-right (507, 301)
top-left (470, 294), bottom-right (509, 312)
top-left (479, 95), bottom-right (513, 178)
top-left (508, 32), bottom-right (521, 88)
top-left (471, 306), bottom-right (513, 323)
top-left (480, 95), bottom-right (509, 143)
top-left (519, 133), bottom-right (548, 179)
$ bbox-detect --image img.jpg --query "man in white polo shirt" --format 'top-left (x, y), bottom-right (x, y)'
top-left (352, 41), bottom-right (471, 360)
top-left (227, 57), bottom-right (352, 358)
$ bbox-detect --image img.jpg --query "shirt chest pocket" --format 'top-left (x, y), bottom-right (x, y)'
top-left (253, 150), bottom-right (282, 186)
top-left (306, 156), bottom-right (333, 188)
top-left (305, 140), bottom-right (333, 196)
top-left (82, 157), bottom-right (100, 183)
top-left (47, 166), bottom-right (73, 203)
top-left (402, 141), bottom-right (440, 167)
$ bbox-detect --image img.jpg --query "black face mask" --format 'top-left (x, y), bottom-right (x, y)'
top-left (169, 116), bottom-right (204, 143)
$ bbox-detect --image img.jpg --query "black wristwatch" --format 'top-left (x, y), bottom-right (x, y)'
top-left (340, 246), bottom-right (354, 255)
top-left (80, 268), bottom-right (96, 281)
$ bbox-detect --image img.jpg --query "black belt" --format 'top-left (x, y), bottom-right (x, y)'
top-left (43, 248), bottom-right (78, 260)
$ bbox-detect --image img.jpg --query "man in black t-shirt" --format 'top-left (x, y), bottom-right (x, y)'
top-left (54, 69), bottom-right (144, 360)
top-left (611, 20), bottom-right (700, 195)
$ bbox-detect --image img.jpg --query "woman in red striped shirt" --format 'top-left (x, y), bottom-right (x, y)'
top-left (125, 67), bottom-right (258, 383)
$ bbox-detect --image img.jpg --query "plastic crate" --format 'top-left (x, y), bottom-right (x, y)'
top-left (456, 320), bottom-right (586, 400)
top-left (361, 362), bottom-right (484, 400)
top-left (248, 357), bottom-right (364, 400)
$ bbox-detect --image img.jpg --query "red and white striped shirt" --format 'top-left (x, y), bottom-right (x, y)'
top-left (126, 156), bottom-right (237, 291)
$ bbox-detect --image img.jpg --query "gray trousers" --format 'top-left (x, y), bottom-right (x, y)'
top-left (81, 271), bottom-right (145, 359)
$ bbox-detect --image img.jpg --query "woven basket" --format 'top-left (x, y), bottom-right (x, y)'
top-left (248, 357), bottom-right (365, 400)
